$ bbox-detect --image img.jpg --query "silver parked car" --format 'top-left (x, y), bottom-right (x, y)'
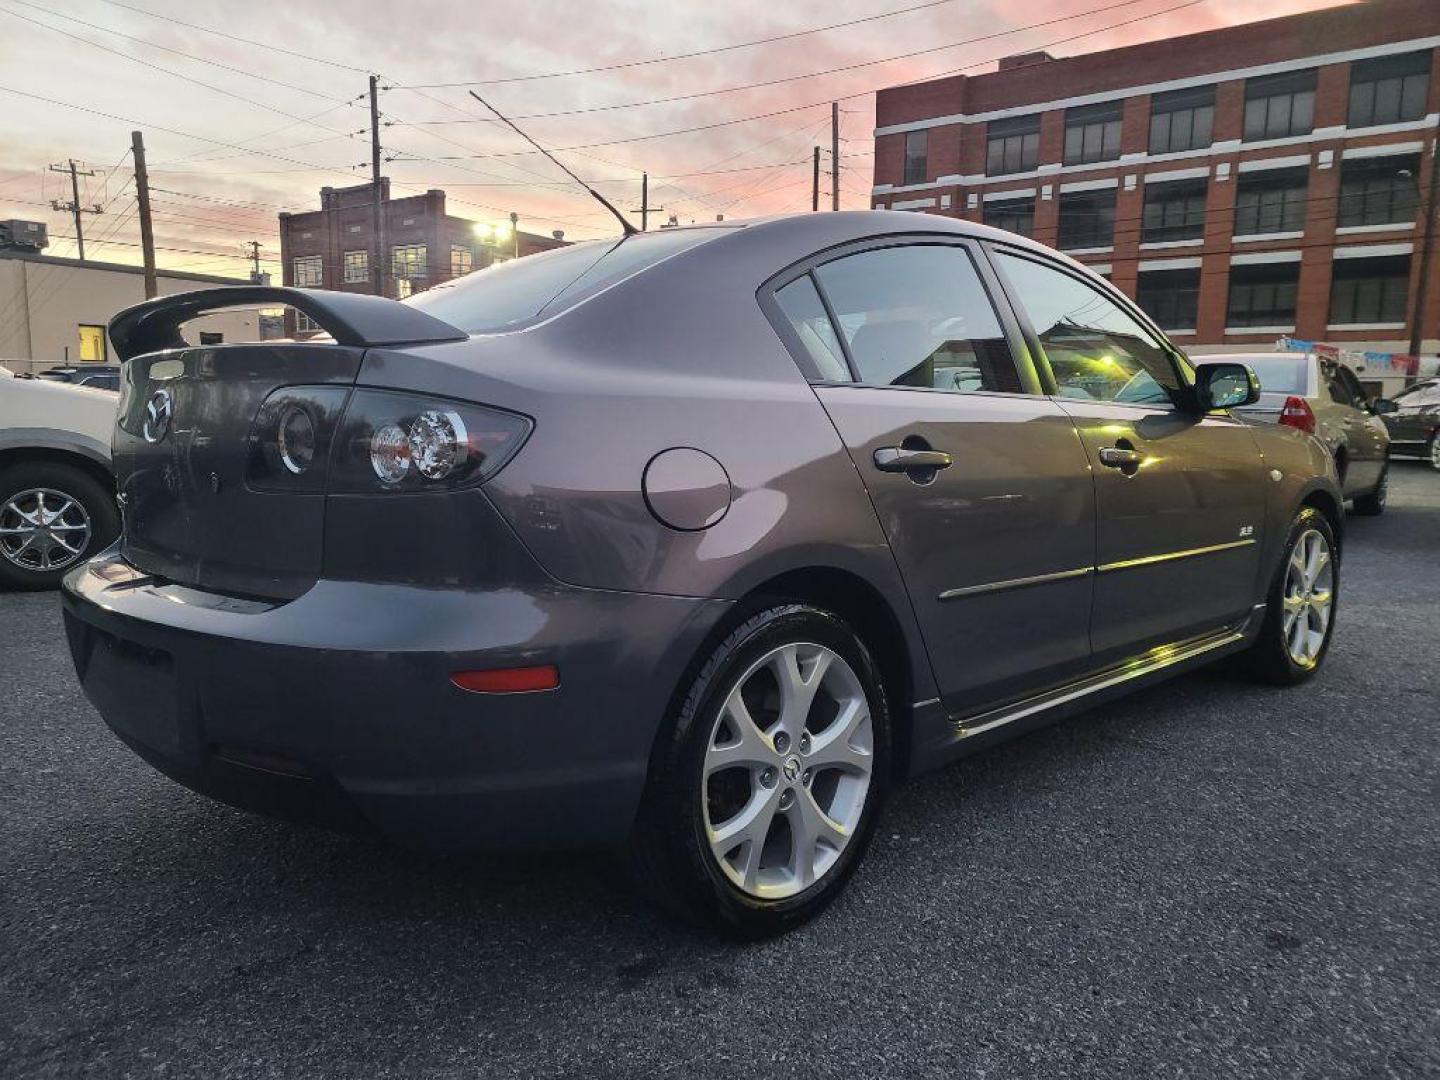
top-left (62, 213), bottom-right (1343, 934)
top-left (1194, 352), bottom-right (1390, 515)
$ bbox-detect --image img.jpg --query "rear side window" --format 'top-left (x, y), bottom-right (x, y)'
top-left (994, 251), bottom-right (1180, 405)
top-left (774, 277), bottom-right (849, 381)
top-left (406, 230), bottom-right (719, 332)
top-left (805, 245), bottom-right (1022, 394)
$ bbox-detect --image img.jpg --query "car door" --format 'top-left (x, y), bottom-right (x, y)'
top-left (1322, 363), bottom-right (1385, 495)
top-left (764, 239), bottom-right (1097, 713)
top-left (988, 247), bottom-right (1269, 664)
top-left (1388, 385), bottom-right (1440, 455)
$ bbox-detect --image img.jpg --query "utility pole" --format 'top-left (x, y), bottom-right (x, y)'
top-left (247, 240), bottom-right (262, 283)
top-left (831, 102), bottom-right (840, 212)
top-left (1409, 130), bottom-right (1439, 367)
top-left (131, 132), bottom-right (157, 298)
top-left (510, 210), bottom-right (519, 259)
top-left (812, 147), bottom-right (821, 212)
top-left (630, 172), bottom-right (663, 232)
top-left (48, 159), bottom-right (101, 261)
top-left (368, 74), bottom-right (386, 297)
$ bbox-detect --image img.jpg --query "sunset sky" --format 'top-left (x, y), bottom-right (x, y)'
top-left (0, 0), bottom-right (1346, 278)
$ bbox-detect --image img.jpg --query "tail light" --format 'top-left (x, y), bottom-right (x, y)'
top-left (248, 386), bottom-right (530, 492)
top-left (1279, 395), bottom-right (1316, 435)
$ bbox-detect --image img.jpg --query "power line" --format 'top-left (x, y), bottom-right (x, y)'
top-left (401, 0), bottom-right (970, 87)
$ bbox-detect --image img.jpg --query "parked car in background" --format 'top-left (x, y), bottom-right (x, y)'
top-left (0, 367), bottom-right (120, 589)
top-left (63, 213), bottom-right (1344, 935)
top-left (1194, 353), bottom-right (1390, 515)
top-left (36, 365), bottom-right (123, 392)
top-left (1375, 378), bottom-right (1440, 471)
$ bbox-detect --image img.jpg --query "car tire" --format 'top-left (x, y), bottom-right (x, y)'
top-left (0, 461), bottom-right (119, 591)
top-left (632, 604), bottom-right (891, 937)
top-left (1243, 506), bottom-right (1339, 686)
top-left (1428, 432), bottom-right (1440, 472)
top-left (1351, 465), bottom-right (1387, 516)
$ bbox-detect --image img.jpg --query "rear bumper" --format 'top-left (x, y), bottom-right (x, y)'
top-left (62, 547), bottom-right (731, 849)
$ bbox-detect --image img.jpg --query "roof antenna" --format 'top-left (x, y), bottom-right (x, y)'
top-left (468, 90), bottom-right (638, 238)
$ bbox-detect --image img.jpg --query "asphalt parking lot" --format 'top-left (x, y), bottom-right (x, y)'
top-left (1, 466), bottom-right (1437, 1080)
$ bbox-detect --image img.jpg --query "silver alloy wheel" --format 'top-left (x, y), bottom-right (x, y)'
top-left (1281, 527), bottom-right (1334, 669)
top-left (702, 642), bottom-right (873, 900)
top-left (0, 487), bottom-right (92, 573)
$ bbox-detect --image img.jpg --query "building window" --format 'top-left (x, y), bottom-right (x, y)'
top-left (294, 310), bottom-right (320, 335)
top-left (77, 324), bottom-right (106, 362)
top-left (1136, 268), bottom-right (1201, 331)
top-left (292, 255), bottom-right (322, 287)
top-left (1149, 85), bottom-right (1215, 155)
top-left (1063, 101), bottom-right (1123, 166)
top-left (450, 244), bottom-right (474, 277)
top-left (342, 249), bottom-right (369, 284)
top-left (1337, 155), bottom-right (1420, 228)
top-left (982, 197), bottom-right (1035, 238)
top-left (1142, 178), bottom-right (1207, 243)
top-left (1057, 189), bottom-right (1116, 250)
top-left (1227, 262), bottom-right (1300, 328)
top-left (1348, 50), bottom-right (1431, 128)
top-left (1243, 70), bottom-right (1316, 142)
top-left (986, 115), bottom-right (1041, 176)
top-left (391, 244), bottom-right (427, 280)
top-left (1234, 167), bottom-right (1309, 235)
top-left (1329, 255), bottom-right (1410, 325)
top-left (903, 130), bottom-right (928, 185)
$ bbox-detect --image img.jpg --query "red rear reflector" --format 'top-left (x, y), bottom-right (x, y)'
top-left (450, 665), bottom-right (560, 694)
top-left (1278, 395), bottom-right (1316, 434)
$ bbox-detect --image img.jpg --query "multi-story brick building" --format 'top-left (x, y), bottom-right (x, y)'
top-left (277, 181), bottom-right (568, 334)
top-left (870, 0), bottom-right (1440, 379)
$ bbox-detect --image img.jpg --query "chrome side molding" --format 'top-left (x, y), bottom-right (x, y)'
top-left (938, 566), bottom-right (1092, 601)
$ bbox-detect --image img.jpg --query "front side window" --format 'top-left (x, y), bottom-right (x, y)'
top-left (1349, 50), bottom-right (1431, 128)
top-left (1063, 101), bottom-right (1123, 166)
top-left (342, 249), bottom-right (368, 284)
top-left (1149, 85), bottom-right (1215, 155)
top-left (1057, 189), bottom-right (1117, 250)
top-left (1136, 268), bottom-right (1201, 331)
top-left (1234, 168), bottom-right (1309, 235)
top-left (986, 115), bottom-right (1041, 176)
top-left (292, 255), bottom-right (322, 287)
top-left (995, 251), bottom-right (1179, 405)
top-left (1329, 255), bottom-right (1410, 325)
top-left (982, 197), bottom-right (1035, 238)
top-left (903, 130), bottom-right (928, 186)
top-left (1338, 155), bottom-right (1420, 227)
top-left (1227, 262), bottom-right (1300, 328)
top-left (1142, 178), bottom-right (1207, 243)
top-left (1244, 70), bottom-right (1316, 141)
top-left (808, 244), bottom-right (1022, 394)
top-left (391, 244), bottom-right (427, 281)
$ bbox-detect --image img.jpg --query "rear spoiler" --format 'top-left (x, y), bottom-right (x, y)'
top-left (108, 285), bottom-right (468, 363)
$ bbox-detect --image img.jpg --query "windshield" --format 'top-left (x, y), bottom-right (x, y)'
top-left (405, 228), bottom-right (723, 333)
top-left (1220, 356), bottom-right (1308, 395)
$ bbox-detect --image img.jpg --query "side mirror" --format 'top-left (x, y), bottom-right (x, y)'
top-left (1195, 362), bottom-right (1260, 411)
top-left (1370, 398), bottom-right (1398, 415)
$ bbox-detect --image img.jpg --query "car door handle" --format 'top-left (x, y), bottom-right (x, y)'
top-left (1097, 446), bottom-right (1144, 470)
top-left (873, 447), bottom-right (953, 472)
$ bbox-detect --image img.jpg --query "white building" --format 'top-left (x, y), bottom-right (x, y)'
top-left (0, 250), bottom-right (269, 375)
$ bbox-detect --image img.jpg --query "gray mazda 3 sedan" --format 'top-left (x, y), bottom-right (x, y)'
top-left (62, 212), bottom-right (1343, 935)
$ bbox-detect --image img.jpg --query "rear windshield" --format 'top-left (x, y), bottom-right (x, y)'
top-left (1223, 356), bottom-right (1308, 395)
top-left (405, 228), bottom-right (723, 333)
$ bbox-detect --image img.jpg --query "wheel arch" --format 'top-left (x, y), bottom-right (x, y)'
top-left (1298, 485), bottom-right (1344, 555)
top-left (0, 446), bottom-right (115, 494)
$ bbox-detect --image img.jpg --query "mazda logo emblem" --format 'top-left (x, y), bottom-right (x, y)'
top-left (143, 388), bottom-right (173, 443)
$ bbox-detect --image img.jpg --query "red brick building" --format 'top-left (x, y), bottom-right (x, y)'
top-left (871, 0), bottom-right (1440, 371)
top-left (277, 182), bottom-right (568, 334)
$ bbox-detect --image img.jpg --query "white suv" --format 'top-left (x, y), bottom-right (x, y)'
top-left (0, 368), bottom-right (119, 588)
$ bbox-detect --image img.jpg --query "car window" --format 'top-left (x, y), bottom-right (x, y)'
top-left (1400, 386), bottom-right (1440, 409)
top-left (809, 244), bottom-right (1022, 393)
top-left (994, 251), bottom-right (1180, 405)
top-left (773, 276), bottom-right (850, 381)
top-left (1231, 356), bottom-right (1308, 395)
top-left (406, 229), bottom-right (722, 332)
top-left (1325, 371), bottom-right (1357, 407)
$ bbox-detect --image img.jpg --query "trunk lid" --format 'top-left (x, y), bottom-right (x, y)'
top-left (115, 343), bottom-right (365, 599)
